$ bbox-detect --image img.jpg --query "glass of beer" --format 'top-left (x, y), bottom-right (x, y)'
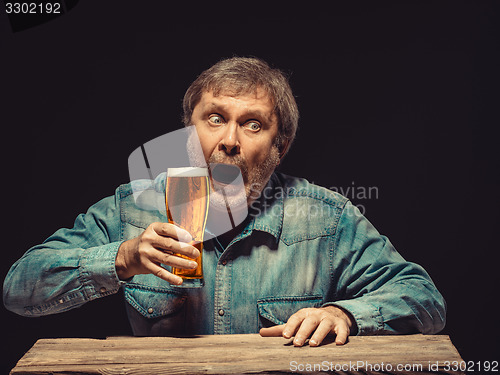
top-left (165, 167), bottom-right (209, 287)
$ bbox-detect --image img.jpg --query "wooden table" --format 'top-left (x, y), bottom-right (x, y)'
top-left (11, 334), bottom-right (465, 374)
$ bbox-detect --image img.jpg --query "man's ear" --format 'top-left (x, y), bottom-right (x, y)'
top-left (279, 138), bottom-right (290, 161)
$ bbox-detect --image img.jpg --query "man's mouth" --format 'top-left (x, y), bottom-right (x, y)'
top-left (210, 163), bottom-right (242, 186)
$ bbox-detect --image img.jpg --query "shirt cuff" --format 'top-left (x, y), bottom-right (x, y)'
top-left (77, 241), bottom-right (127, 300)
top-left (322, 299), bottom-right (383, 335)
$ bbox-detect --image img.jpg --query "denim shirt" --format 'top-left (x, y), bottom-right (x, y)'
top-left (3, 172), bottom-right (446, 336)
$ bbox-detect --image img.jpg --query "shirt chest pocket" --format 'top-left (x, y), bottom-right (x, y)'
top-left (124, 277), bottom-right (186, 319)
top-left (257, 295), bottom-right (323, 328)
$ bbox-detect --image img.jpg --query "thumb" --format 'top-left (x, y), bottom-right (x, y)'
top-left (259, 324), bottom-right (285, 337)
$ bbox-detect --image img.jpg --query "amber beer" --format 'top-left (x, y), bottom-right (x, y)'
top-left (165, 167), bottom-right (209, 285)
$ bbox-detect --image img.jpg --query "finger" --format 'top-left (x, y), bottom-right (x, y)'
top-left (259, 325), bottom-right (285, 337)
top-left (144, 261), bottom-right (183, 285)
top-left (309, 319), bottom-right (335, 347)
top-left (334, 322), bottom-right (350, 345)
top-left (151, 222), bottom-right (193, 243)
top-left (292, 316), bottom-right (320, 347)
top-left (149, 248), bottom-right (198, 270)
top-left (282, 311), bottom-right (306, 339)
top-left (152, 235), bottom-right (200, 259)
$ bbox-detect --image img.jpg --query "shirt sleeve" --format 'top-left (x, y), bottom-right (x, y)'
top-left (3, 188), bottom-right (126, 317)
top-left (322, 201), bottom-right (446, 335)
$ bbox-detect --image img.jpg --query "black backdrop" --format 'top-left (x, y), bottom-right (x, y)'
top-left (1, 1), bottom-right (499, 373)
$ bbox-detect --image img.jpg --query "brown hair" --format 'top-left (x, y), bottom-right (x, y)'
top-left (182, 57), bottom-right (299, 157)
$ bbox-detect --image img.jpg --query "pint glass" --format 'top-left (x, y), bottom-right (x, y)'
top-left (165, 167), bottom-right (209, 287)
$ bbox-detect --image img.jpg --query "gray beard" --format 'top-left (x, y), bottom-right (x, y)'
top-left (207, 147), bottom-right (280, 211)
top-left (186, 134), bottom-right (280, 212)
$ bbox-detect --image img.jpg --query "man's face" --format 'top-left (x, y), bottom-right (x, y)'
top-left (190, 88), bottom-right (281, 209)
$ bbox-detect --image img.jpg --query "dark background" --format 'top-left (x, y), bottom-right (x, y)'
top-left (1, 1), bottom-right (499, 373)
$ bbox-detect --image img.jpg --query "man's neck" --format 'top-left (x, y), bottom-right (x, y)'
top-left (216, 217), bottom-right (250, 249)
top-left (205, 204), bottom-right (249, 248)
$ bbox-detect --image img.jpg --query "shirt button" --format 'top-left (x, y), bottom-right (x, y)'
top-left (148, 307), bottom-right (154, 314)
top-left (58, 299), bottom-right (64, 304)
top-left (218, 309), bottom-right (225, 316)
top-left (100, 287), bottom-right (107, 293)
top-left (221, 260), bottom-right (227, 266)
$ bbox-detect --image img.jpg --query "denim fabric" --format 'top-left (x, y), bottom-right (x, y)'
top-left (3, 173), bottom-right (446, 336)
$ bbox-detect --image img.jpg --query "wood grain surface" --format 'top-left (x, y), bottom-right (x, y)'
top-left (11, 334), bottom-right (465, 374)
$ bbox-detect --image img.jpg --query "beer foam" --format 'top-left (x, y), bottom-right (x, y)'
top-left (166, 167), bottom-right (209, 177)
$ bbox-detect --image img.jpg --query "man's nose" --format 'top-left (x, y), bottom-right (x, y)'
top-left (219, 123), bottom-right (240, 156)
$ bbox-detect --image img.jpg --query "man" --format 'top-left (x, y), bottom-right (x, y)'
top-left (3, 57), bottom-right (446, 347)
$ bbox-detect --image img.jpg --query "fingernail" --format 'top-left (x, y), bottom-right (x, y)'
top-left (283, 331), bottom-right (291, 339)
top-left (293, 338), bottom-right (303, 346)
top-left (177, 229), bottom-right (192, 242)
top-left (190, 261), bottom-right (198, 268)
top-left (309, 339), bottom-right (318, 346)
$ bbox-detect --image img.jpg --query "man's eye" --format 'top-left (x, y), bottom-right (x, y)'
top-left (245, 121), bottom-right (261, 131)
top-left (208, 115), bottom-right (224, 125)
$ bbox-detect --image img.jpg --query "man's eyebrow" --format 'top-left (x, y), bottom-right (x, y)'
top-left (205, 102), bottom-right (226, 111)
top-left (204, 102), bottom-right (274, 122)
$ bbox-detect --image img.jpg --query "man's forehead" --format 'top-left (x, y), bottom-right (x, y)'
top-left (202, 87), bottom-right (272, 104)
